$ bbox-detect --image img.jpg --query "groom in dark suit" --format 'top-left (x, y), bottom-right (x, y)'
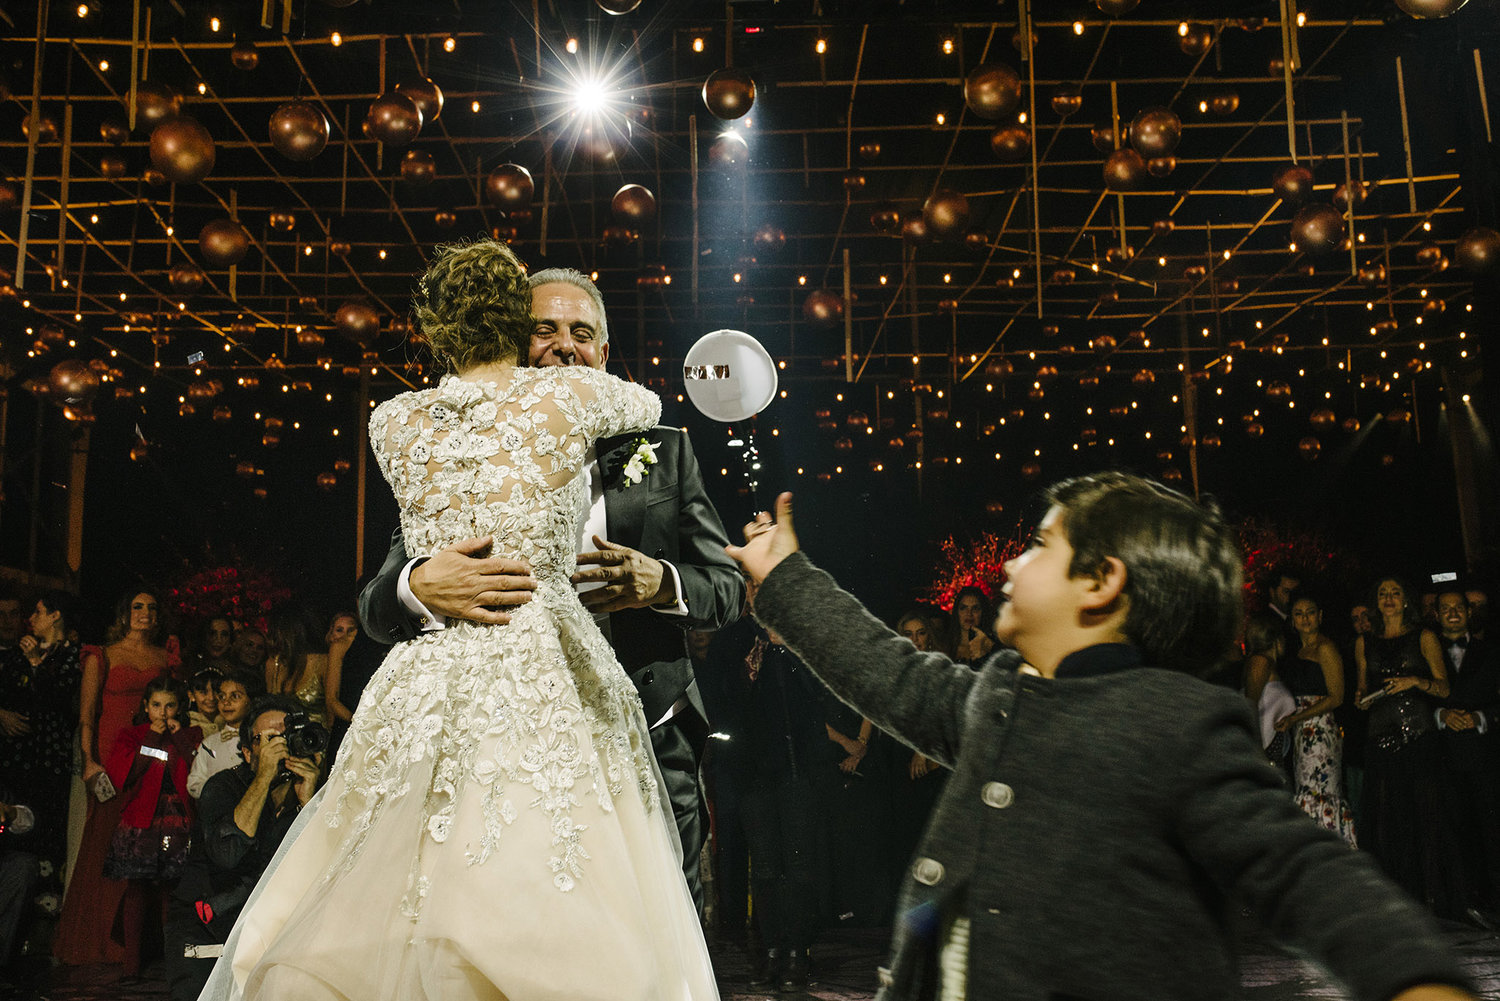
top-left (1433, 587), bottom-right (1500, 915)
top-left (359, 267), bottom-right (744, 909)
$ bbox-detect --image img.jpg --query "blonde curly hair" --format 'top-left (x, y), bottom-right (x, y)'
top-left (413, 239), bottom-right (531, 372)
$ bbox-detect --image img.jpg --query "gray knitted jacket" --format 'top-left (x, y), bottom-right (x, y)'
top-left (754, 552), bottom-right (1469, 1001)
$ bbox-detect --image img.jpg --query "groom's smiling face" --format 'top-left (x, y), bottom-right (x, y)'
top-left (530, 282), bottom-right (610, 370)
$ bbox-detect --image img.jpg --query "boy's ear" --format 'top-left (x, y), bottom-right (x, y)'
top-left (1079, 556), bottom-right (1127, 610)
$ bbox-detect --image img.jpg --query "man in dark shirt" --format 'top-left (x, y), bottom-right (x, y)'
top-left (165, 695), bottom-right (322, 1001)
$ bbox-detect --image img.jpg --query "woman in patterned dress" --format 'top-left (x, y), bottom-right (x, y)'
top-left (200, 240), bottom-right (716, 1001)
top-left (1273, 593), bottom-right (1356, 845)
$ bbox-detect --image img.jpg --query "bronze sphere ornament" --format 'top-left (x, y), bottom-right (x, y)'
top-left (963, 63), bottom-right (1022, 120)
top-left (199, 219), bottom-right (250, 267)
top-left (1289, 203), bottom-right (1345, 256)
top-left (335, 300), bottom-right (382, 342)
top-left (989, 125), bottom-right (1031, 163)
top-left (802, 289), bottom-right (845, 328)
top-left (1103, 148), bottom-right (1147, 190)
top-left (168, 263), bottom-right (206, 293)
top-left (149, 117), bottom-right (216, 183)
top-left (1093, 0), bottom-right (1140, 13)
top-left (365, 92), bottom-right (424, 146)
top-left (900, 211), bottom-right (930, 244)
top-left (870, 203), bottom-right (901, 235)
top-left (922, 189), bottom-right (971, 240)
top-left (100, 116), bottom-right (129, 145)
top-left (1395, 0), bottom-right (1469, 16)
top-left (612, 184), bottom-right (657, 224)
top-left (702, 68), bottom-right (756, 120)
top-left (1050, 84), bottom-right (1083, 117)
top-left (597, 0), bottom-right (643, 12)
top-left (1129, 107), bottom-right (1181, 158)
top-left (1455, 226), bottom-right (1500, 274)
top-left (269, 101), bottom-right (330, 162)
top-left (1272, 163), bottom-right (1315, 202)
top-left (485, 163), bottom-right (535, 208)
top-left (230, 40), bottom-right (259, 70)
top-left (1207, 91), bottom-right (1240, 116)
top-left (400, 149), bottom-right (436, 184)
top-left (397, 78), bottom-right (444, 123)
top-left (708, 131), bottom-right (750, 168)
top-left (133, 81), bottom-right (181, 130)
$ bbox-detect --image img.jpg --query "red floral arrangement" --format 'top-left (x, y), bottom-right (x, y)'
top-left (925, 531), bottom-right (1027, 612)
top-left (1237, 519), bottom-right (1363, 612)
top-left (166, 566), bottom-right (292, 634)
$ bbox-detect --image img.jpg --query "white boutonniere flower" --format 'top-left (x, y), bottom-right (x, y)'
top-left (622, 438), bottom-right (660, 486)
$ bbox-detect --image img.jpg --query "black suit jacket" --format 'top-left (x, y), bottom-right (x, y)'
top-left (1439, 636), bottom-right (1500, 771)
top-left (359, 425), bottom-right (744, 743)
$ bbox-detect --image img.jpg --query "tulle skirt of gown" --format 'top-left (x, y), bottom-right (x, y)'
top-left (199, 582), bottom-right (718, 1001)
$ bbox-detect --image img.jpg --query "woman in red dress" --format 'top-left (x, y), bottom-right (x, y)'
top-left (54, 589), bottom-right (180, 974)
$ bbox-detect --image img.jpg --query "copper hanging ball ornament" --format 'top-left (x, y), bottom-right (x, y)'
top-left (168, 262), bottom-right (206, 293)
top-left (199, 219), bottom-right (249, 267)
top-left (964, 228), bottom-right (989, 251)
top-left (365, 92), bottom-right (424, 146)
top-left (753, 224), bottom-right (786, 253)
top-left (842, 170), bottom-right (867, 192)
top-left (922, 189), bottom-right (971, 241)
top-left (100, 116), bottom-right (129, 145)
top-left (597, 0), bottom-right (643, 11)
top-left (989, 125), bottom-right (1031, 162)
top-left (269, 209), bottom-right (296, 231)
top-left (612, 183), bottom-right (657, 224)
top-left (1129, 106), bottom-right (1181, 158)
top-left (1090, 121), bottom-right (1123, 154)
top-left (133, 82), bottom-right (182, 130)
top-left (230, 40), bottom-right (259, 70)
top-left (963, 63), bottom-right (1022, 120)
top-left (143, 168), bottom-right (167, 186)
top-left (1179, 24), bottom-right (1214, 56)
top-left (329, 240), bottom-right (351, 257)
top-left (1290, 203), bottom-right (1345, 255)
top-left (400, 149), bottom-right (436, 183)
top-left (901, 211), bottom-right (930, 244)
top-left (1207, 90), bottom-right (1240, 116)
top-left (1333, 181), bottom-right (1368, 210)
top-left (22, 113), bottom-right (58, 143)
top-left (1357, 263), bottom-right (1387, 286)
top-left (1050, 84), bottom-right (1083, 117)
top-left (1298, 437), bottom-right (1322, 460)
top-left (1103, 148), bottom-right (1147, 190)
top-left (433, 210), bottom-right (458, 229)
top-left (1271, 163), bottom-right (1315, 202)
top-left (870, 203), bottom-right (901, 235)
top-left (99, 154), bottom-right (128, 179)
top-left (1455, 226), bottom-right (1500, 274)
top-left (335, 300), bottom-right (382, 342)
top-left (396, 78), bottom-right (444, 123)
top-left (858, 141), bottom-right (882, 161)
top-left (149, 117), bottom-right (216, 183)
top-left (1147, 156), bottom-right (1176, 178)
top-left (803, 289), bottom-right (845, 328)
top-left (1415, 242), bottom-right (1444, 267)
top-left (1093, 0), bottom-right (1140, 13)
top-left (702, 68), bottom-right (756, 120)
top-left (484, 163), bottom-right (535, 208)
top-left (1395, 0), bottom-right (1469, 16)
top-left (708, 131), bottom-right (750, 168)
top-left (49, 359), bottom-right (101, 405)
top-left (268, 101), bottom-right (329, 162)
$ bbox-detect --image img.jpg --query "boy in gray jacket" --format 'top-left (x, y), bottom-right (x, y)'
top-left (727, 474), bottom-right (1473, 1001)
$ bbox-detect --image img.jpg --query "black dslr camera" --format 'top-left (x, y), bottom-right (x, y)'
top-left (282, 711), bottom-right (329, 759)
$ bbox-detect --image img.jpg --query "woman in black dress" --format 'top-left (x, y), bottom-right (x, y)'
top-left (1355, 575), bottom-right (1465, 916)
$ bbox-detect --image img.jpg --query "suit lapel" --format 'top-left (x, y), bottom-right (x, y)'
top-left (600, 433), bottom-right (650, 547)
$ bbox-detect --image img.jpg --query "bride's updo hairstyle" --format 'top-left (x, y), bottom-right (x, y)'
top-left (413, 238), bottom-right (532, 372)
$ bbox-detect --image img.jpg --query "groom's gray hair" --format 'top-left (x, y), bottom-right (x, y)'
top-left (527, 267), bottom-right (609, 346)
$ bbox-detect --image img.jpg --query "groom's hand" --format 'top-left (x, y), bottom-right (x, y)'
top-left (573, 536), bottom-right (675, 613)
top-left (409, 536), bottom-right (536, 625)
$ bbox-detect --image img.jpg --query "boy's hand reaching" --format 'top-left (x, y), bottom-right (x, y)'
top-left (725, 492), bottom-right (799, 585)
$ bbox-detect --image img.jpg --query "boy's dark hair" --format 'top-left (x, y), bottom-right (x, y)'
top-left (36, 590), bottom-right (80, 632)
top-left (1046, 473), bottom-right (1243, 674)
top-left (238, 694), bottom-right (305, 753)
top-left (218, 667), bottom-right (266, 699)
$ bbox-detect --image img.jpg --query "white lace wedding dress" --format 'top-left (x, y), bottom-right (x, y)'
top-left (198, 365), bottom-right (719, 1001)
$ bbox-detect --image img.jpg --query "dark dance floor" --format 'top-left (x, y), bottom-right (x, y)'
top-left (13, 922), bottom-right (1500, 1000)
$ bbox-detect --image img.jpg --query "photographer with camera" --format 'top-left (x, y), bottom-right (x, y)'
top-left (165, 695), bottom-right (326, 1001)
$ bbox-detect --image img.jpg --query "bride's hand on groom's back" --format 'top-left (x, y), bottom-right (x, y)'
top-left (409, 536), bottom-right (537, 625)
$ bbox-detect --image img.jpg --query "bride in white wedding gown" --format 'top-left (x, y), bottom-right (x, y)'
top-left (198, 240), bottom-right (719, 1001)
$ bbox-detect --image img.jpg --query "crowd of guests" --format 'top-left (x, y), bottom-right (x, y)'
top-left (0, 586), bottom-right (376, 998)
top-left (1, 564), bottom-right (1498, 994)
